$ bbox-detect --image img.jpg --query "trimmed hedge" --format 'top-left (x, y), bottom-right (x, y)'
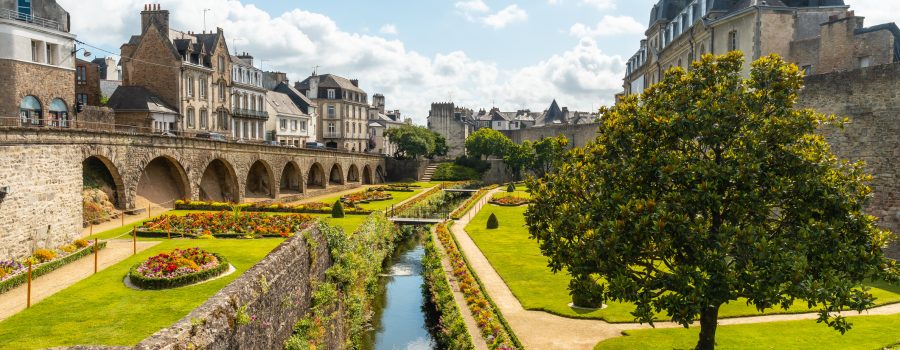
top-left (0, 241), bottom-right (108, 295)
top-left (450, 185), bottom-right (499, 220)
top-left (486, 213), bottom-right (499, 229)
top-left (175, 201), bottom-right (373, 215)
top-left (135, 230), bottom-right (289, 239)
top-left (128, 253), bottom-right (230, 290)
top-left (432, 163), bottom-right (483, 181)
top-left (422, 233), bottom-right (476, 349)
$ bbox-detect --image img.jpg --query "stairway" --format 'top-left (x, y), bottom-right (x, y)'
top-left (420, 163), bottom-right (439, 182)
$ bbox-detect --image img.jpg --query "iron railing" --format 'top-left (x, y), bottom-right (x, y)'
top-left (232, 108), bottom-right (269, 119)
top-left (0, 9), bottom-right (62, 31)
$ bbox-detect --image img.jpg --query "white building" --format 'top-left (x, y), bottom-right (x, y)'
top-left (230, 53), bottom-right (267, 141)
top-left (265, 91), bottom-right (314, 147)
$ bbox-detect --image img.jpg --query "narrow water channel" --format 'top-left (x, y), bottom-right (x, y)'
top-left (363, 234), bottom-right (436, 350)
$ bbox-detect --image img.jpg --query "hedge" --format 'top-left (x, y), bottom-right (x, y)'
top-left (450, 185), bottom-right (499, 220)
top-left (0, 241), bottom-right (108, 295)
top-left (128, 253), bottom-right (230, 290)
top-left (135, 230), bottom-right (289, 239)
top-left (422, 233), bottom-right (476, 349)
top-left (174, 202), bottom-right (373, 215)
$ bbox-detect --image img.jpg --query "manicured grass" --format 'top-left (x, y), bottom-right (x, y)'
top-left (311, 213), bottom-right (371, 234)
top-left (594, 315), bottom-right (900, 350)
top-left (465, 204), bottom-right (900, 322)
top-left (0, 238), bottom-right (283, 349)
top-left (311, 182), bottom-right (437, 212)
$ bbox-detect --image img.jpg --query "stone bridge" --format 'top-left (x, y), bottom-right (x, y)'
top-left (0, 128), bottom-right (386, 259)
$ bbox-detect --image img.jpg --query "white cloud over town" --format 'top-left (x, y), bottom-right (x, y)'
top-left (62, 0), bottom-right (624, 123)
top-left (569, 15), bottom-right (644, 37)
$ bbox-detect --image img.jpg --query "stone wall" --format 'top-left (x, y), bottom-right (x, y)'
top-left (798, 62), bottom-right (900, 256)
top-left (0, 59), bottom-right (75, 127)
top-left (500, 123), bottom-right (600, 149)
top-left (385, 158), bottom-right (430, 182)
top-left (76, 106), bottom-right (116, 131)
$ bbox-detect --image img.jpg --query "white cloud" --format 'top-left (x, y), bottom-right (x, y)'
top-left (581, 0), bottom-right (616, 11)
top-left (483, 5), bottom-right (528, 29)
top-left (379, 24), bottom-right (398, 35)
top-left (845, 0), bottom-right (900, 27)
top-left (455, 0), bottom-right (490, 13)
top-left (59, 0), bottom-right (623, 124)
top-left (569, 15), bottom-right (644, 37)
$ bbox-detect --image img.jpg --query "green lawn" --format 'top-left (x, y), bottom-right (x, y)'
top-left (594, 315), bottom-right (900, 350)
top-left (0, 239), bottom-right (283, 349)
top-left (465, 204), bottom-right (900, 322)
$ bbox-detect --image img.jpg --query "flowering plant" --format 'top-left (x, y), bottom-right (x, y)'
top-left (0, 261), bottom-right (25, 281)
top-left (489, 195), bottom-right (529, 206)
top-left (139, 212), bottom-right (313, 238)
top-left (134, 248), bottom-right (219, 279)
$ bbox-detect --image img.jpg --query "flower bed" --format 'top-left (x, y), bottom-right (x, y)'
top-left (174, 200), bottom-right (373, 215)
top-left (423, 232), bottom-right (476, 349)
top-left (435, 222), bottom-right (519, 349)
top-left (370, 184), bottom-right (420, 192)
top-left (137, 212), bottom-right (314, 239)
top-left (489, 194), bottom-right (529, 207)
top-left (451, 185), bottom-right (499, 220)
top-left (128, 248), bottom-right (229, 290)
top-left (0, 239), bottom-right (107, 295)
top-left (341, 189), bottom-right (393, 204)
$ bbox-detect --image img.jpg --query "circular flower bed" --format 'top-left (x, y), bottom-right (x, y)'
top-left (128, 248), bottom-right (229, 290)
top-left (489, 195), bottom-right (530, 207)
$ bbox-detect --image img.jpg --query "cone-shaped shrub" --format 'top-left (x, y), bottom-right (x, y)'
top-left (486, 213), bottom-right (499, 229)
top-left (332, 200), bottom-right (345, 218)
top-left (507, 183), bottom-right (515, 192)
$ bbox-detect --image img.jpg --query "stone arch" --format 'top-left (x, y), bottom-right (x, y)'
top-left (136, 155), bottom-right (190, 208)
top-left (199, 158), bottom-right (239, 202)
top-left (245, 159), bottom-right (276, 198)
top-left (347, 164), bottom-right (360, 183)
top-left (375, 165), bottom-right (386, 184)
top-left (82, 155), bottom-right (126, 209)
top-left (307, 162), bottom-right (326, 189)
top-left (362, 165), bottom-right (373, 185)
top-left (329, 163), bottom-right (345, 186)
top-left (280, 161), bottom-right (304, 195)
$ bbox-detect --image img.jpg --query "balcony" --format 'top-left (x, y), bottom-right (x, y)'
top-left (0, 9), bottom-right (62, 31)
top-left (232, 108), bottom-right (269, 120)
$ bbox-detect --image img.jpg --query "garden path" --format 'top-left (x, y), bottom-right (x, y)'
top-left (0, 240), bottom-right (159, 322)
top-left (82, 209), bottom-right (167, 236)
top-left (284, 186), bottom-right (373, 205)
top-left (431, 226), bottom-right (490, 350)
top-left (452, 187), bottom-right (900, 349)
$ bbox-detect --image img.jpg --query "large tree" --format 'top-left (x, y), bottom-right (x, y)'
top-left (465, 128), bottom-right (513, 159)
top-left (525, 52), bottom-right (897, 350)
top-left (385, 125), bottom-right (445, 159)
top-left (528, 135), bottom-right (569, 178)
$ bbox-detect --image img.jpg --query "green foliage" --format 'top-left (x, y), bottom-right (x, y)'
top-left (127, 253), bottom-right (230, 290)
top-left (422, 234), bottom-right (476, 349)
top-left (507, 183), bottom-right (515, 192)
top-left (529, 135), bottom-right (570, 178)
top-left (486, 213), bottom-right (499, 229)
top-left (526, 52), bottom-right (898, 350)
top-left (331, 200), bottom-right (345, 218)
top-left (465, 128), bottom-right (513, 159)
top-left (385, 124), bottom-right (447, 159)
top-left (432, 163), bottom-right (482, 181)
top-left (502, 140), bottom-right (533, 181)
top-left (0, 242), bottom-right (107, 295)
top-left (235, 304), bottom-right (251, 326)
top-left (454, 155), bottom-right (491, 173)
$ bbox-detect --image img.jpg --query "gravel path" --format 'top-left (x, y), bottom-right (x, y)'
top-left (451, 187), bottom-right (900, 349)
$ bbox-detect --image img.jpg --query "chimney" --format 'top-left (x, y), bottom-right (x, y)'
top-left (273, 72), bottom-right (288, 84)
top-left (350, 79), bottom-right (359, 87)
top-left (141, 4), bottom-right (170, 36)
top-left (237, 52), bottom-right (254, 66)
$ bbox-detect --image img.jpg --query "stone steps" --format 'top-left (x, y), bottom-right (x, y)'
top-left (420, 164), bottom-right (439, 182)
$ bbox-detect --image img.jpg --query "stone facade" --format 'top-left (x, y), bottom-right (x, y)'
top-left (0, 59), bottom-right (75, 127)
top-left (75, 58), bottom-right (101, 107)
top-left (797, 62), bottom-right (900, 256)
top-left (297, 74), bottom-right (371, 152)
top-left (0, 128), bottom-right (385, 260)
top-left (500, 123), bottom-right (601, 149)
top-left (427, 103), bottom-right (474, 158)
top-left (75, 106), bottom-right (116, 131)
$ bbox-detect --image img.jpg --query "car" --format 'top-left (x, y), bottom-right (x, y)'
top-left (305, 142), bottom-right (326, 149)
top-left (195, 132), bottom-right (227, 142)
top-left (262, 140), bottom-right (279, 146)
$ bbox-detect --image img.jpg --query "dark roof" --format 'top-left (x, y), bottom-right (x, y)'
top-left (650, 0), bottom-right (846, 26)
top-left (194, 32), bottom-right (221, 51)
top-left (266, 91), bottom-right (307, 117)
top-left (855, 22), bottom-right (900, 62)
top-left (541, 100), bottom-right (565, 125)
top-left (296, 74), bottom-right (365, 93)
top-left (107, 86), bottom-right (178, 114)
top-left (274, 82), bottom-right (315, 114)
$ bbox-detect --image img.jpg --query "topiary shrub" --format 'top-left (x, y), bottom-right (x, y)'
top-left (486, 213), bottom-right (499, 229)
top-left (332, 200), bottom-right (345, 218)
top-left (570, 275), bottom-right (605, 309)
top-left (32, 249), bottom-right (56, 263)
top-left (507, 183), bottom-right (515, 192)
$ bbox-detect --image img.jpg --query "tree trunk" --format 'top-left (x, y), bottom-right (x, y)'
top-left (695, 304), bottom-right (720, 350)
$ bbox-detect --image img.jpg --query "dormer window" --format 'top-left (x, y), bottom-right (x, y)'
top-left (327, 89), bottom-right (336, 99)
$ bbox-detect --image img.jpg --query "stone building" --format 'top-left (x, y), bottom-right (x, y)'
top-left (623, 0), bottom-right (899, 95)
top-left (367, 94), bottom-right (406, 156)
top-left (427, 102), bottom-right (475, 158)
top-left (265, 90), bottom-right (313, 147)
top-left (0, 0), bottom-right (75, 128)
top-left (296, 73), bottom-right (370, 152)
top-left (75, 58), bottom-right (101, 107)
top-left (263, 71), bottom-right (318, 144)
top-left (119, 4), bottom-right (234, 135)
top-left (230, 53), bottom-right (268, 141)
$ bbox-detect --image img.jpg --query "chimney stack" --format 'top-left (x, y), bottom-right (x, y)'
top-left (141, 4), bottom-right (170, 36)
top-left (350, 79), bottom-right (359, 87)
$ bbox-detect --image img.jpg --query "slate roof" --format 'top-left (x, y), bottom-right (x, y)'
top-left (100, 80), bottom-right (121, 98)
top-left (266, 91), bottom-right (307, 117)
top-left (107, 86), bottom-right (178, 114)
top-left (296, 74), bottom-right (365, 93)
top-left (650, 0), bottom-right (846, 26)
top-left (273, 82), bottom-right (315, 115)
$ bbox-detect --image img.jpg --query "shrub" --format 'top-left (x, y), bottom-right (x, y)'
top-left (507, 183), bottom-right (515, 192)
top-left (32, 249), bottom-right (56, 263)
top-left (128, 248), bottom-right (228, 290)
top-left (332, 200), bottom-right (345, 218)
top-left (486, 213), bottom-right (499, 229)
top-left (570, 275), bottom-right (605, 309)
top-left (454, 155), bottom-right (491, 173)
top-left (60, 244), bottom-right (77, 253)
top-left (433, 163), bottom-right (482, 181)
top-left (74, 239), bottom-right (89, 249)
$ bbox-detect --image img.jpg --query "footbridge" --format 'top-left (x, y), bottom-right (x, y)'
top-left (0, 127), bottom-right (387, 259)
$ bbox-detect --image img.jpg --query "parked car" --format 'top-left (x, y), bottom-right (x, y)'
top-left (263, 140), bottom-right (279, 146)
top-left (195, 132), bottom-right (227, 142)
top-left (305, 142), bottom-right (326, 149)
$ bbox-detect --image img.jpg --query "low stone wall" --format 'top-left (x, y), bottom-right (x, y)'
top-left (385, 158), bottom-right (430, 182)
top-left (481, 159), bottom-right (515, 184)
top-left (132, 227), bottom-right (340, 349)
top-left (500, 123), bottom-right (600, 149)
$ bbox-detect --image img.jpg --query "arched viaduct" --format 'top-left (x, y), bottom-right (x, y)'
top-left (0, 128), bottom-right (386, 259)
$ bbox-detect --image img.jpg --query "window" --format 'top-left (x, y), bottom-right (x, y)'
top-left (299, 120), bottom-right (307, 132)
top-left (327, 105), bottom-right (336, 118)
top-left (859, 56), bottom-right (872, 68)
top-left (327, 89), bottom-right (336, 99)
top-left (185, 76), bottom-right (194, 97)
top-left (219, 81), bottom-right (225, 101)
top-left (48, 99), bottom-right (68, 127)
top-left (250, 96), bottom-right (256, 111)
top-left (258, 96), bottom-right (263, 112)
top-left (19, 95), bottom-right (42, 126)
top-left (328, 122), bottom-right (335, 133)
top-left (280, 119), bottom-right (287, 130)
top-left (217, 56), bottom-right (225, 73)
top-left (728, 30), bottom-right (738, 52)
top-left (291, 120), bottom-right (297, 130)
top-left (76, 66), bottom-right (87, 84)
top-left (31, 41), bottom-right (38, 62)
top-left (45, 43), bottom-right (52, 64)
top-left (17, 0), bottom-right (31, 17)
top-left (186, 108), bottom-right (195, 128)
top-left (76, 93), bottom-right (88, 106)
top-left (200, 109), bottom-right (208, 129)
top-left (199, 78), bottom-right (207, 99)
top-left (218, 110), bottom-right (228, 130)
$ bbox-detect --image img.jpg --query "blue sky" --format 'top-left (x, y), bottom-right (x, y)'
top-left (62, 0), bottom-right (897, 125)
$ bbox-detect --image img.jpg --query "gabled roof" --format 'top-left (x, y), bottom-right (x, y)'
top-left (297, 74), bottom-right (365, 93)
top-left (131, 18), bottom-right (181, 62)
top-left (107, 86), bottom-right (178, 114)
top-left (266, 91), bottom-right (307, 117)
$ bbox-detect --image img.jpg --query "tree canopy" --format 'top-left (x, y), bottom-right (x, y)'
top-left (529, 135), bottom-right (569, 178)
top-left (525, 52), bottom-right (897, 350)
top-left (465, 128), bottom-right (513, 159)
top-left (384, 124), bottom-right (448, 159)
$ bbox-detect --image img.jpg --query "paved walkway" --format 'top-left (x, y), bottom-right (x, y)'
top-left (449, 187), bottom-right (900, 349)
top-left (431, 227), bottom-right (490, 350)
top-left (0, 240), bottom-right (160, 321)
